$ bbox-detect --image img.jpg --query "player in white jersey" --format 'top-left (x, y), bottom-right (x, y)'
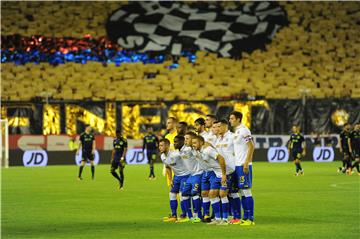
top-left (214, 119), bottom-right (241, 224)
top-left (194, 117), bottom-right (207, 138)
top-left (197, 118), bottom-right (220, 222)
top-left (177, 131), bottom-right (204, 223)
top-left (229, 111), bottom-right (255, 226)
top-left (159, 137), bottom-right (191, 222)
top-left (203, 114), bottom-right (218, 145)
top-left (192, 134), bottom-right (227, 225)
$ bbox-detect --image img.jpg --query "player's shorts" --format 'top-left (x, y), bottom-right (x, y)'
top-left (170, 175), bottom-right (190, 194)
top-left (183, 173), bottom-right (202, 196)
top-left (146, 149), bottom-right (157, 164)
top-left (111, 157), bottom-right (125, 171)
top-left (235, 165), bottom-right (253, 189)
top-left (220, 171), bottom-right (238, 192)
top-left (82, 151), bottom-right (94, 161)
top-left (292, 150), bottom-right (302, 160)
top-left (201, 171), bottom-right (212, 191)
top-left (208, 171), bottom-right (222, 190)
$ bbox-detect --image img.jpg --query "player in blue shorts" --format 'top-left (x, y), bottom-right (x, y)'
top-left (192, 135), bottom-right (227, 225)
top-left (179, 131), bottom-right (204, 223)
top-left (215, 119), bottom-right (241, 224)
top-left (159, 137), bottom-right (190, 222)
top-left (230, 111), bottom-right (255, 226)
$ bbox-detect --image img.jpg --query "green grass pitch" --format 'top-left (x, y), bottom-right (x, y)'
top-left (2, 162), bottom-right (359, 239)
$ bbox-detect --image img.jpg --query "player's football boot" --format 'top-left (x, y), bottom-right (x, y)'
top-left (77, 177), bottom-right (83, 181)
top-left (294, 173), bottom-right (299, 176)
top-left (299, 170), bottom-right (304, 176)
top-left (163, 216), bottom-right (177, 222)
top-left (202, 215), bottom-right (211, 223)
top-left (207, 219), bottom-right (221, 225)
top-left (162, 214), bottom-right (171, 220)
top-left (191, 217), bottom-right (202, 223)
top-left (229, 218), bottom-right (242, 224)
top-left (176, 217), bottom-right (190, 223)
top-left (240, 219), bottom-right (255, 226)
top-left (217, 220), bottom-right (229, 226)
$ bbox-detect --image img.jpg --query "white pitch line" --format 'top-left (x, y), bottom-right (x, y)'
top-left (330, 181), bottom-right (360, 189)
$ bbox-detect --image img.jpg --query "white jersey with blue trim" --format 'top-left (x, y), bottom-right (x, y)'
top-left (215, 130), bottom-right (235, 174)
top-left (198, 145), bottom-right (223, 178)
top-left (161, 150), bottom-right (190, 176)
top-left (179, 145), bottom-right (203, 176)
top-left (201, 130), bottom-right (217, 146)
top-left (233, 124), bottom-right (253, 166)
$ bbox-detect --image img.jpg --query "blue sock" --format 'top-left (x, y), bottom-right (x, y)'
top-left (230, 193), bottom-right (241, 219)
top-left (202, 197), bottom-right (210, 217)
top-left (170, 199), bottom-right (178, 217)
top-left (246, 196), bottom-right (254, 221)
top-left (241, 196), bottom-right (248, 220)
top-left (180, 199), bottom-right (187, 217)
top-left (221, 197), bottom-right (229, 220)
top-left (183, 197), bottom-right (193, 218)
top-left (210, 198), bottom-right (221, 220)
top-left (192, 196), bottom-right (202, 218)
top-left (228, 196), bottom-right (234, 216)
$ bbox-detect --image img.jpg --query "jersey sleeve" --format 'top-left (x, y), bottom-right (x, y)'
top-left (206, 146), bottom-right (219, 160)
top-left (238, 127), bottom-right (253, 143)
top-left (123, 139), bottom-right (128, 148)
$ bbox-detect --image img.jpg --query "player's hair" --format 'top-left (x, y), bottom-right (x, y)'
top-left (219, 119), bottom-right (228, 125)
top-left (206, 114), bottom-right (218, 121)
top-left (178, 121), bottom-right (188, 127)
top-left (213, 120), bottom-right (221, 124)
top-left (174, 135), bottom-right (185, 142)
top-left (230, 111), bottom-right (243, 122)
top-left (193, 135), bottom-right (205, 143)
top-left (194, 117), bottom-right (205, 125)
top-left (159, 138), bottom-right (170, 145)
top-left (167, 117), bottom-right (178, 123)
top-left (343, 123), bottom-right (350, 127)
top-left (185, 131), bottom-right (197, 138)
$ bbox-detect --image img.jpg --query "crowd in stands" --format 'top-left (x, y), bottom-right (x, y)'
top-left (1, 1), bottom-right (359, 101)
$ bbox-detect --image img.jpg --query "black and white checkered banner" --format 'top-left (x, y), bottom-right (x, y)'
top-left (109, 1), bottom-right (287, 57)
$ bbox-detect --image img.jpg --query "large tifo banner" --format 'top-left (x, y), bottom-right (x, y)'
top-left (2, 99), bottom-right (360, 138)
top-left (106, 1), bottom-right (288, 57)
top-left (8, 134), bottom-right (342, 167)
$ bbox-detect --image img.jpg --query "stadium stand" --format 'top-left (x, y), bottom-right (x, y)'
top-left (1, 1), bottom-right (360, 101)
